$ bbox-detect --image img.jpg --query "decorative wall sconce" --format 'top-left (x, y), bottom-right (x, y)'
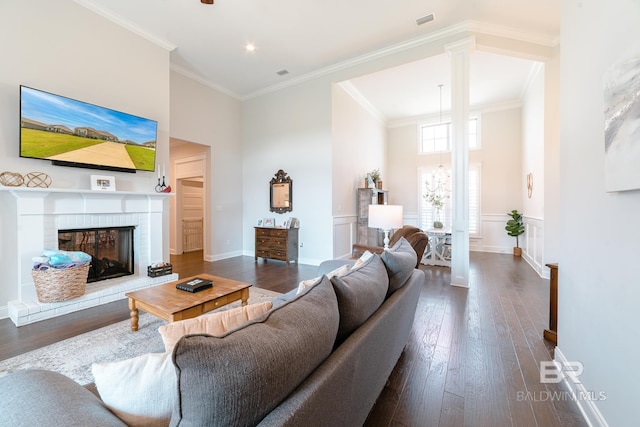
top-left (527, 173), bottom-right (533, 198)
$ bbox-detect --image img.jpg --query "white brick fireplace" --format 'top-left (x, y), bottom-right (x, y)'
top-left (1, 188), bottom-right (177, 326)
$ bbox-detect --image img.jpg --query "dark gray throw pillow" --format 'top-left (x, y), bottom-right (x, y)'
top-left (381, 237), bottom-right (417, 296)
top-left (171, 276), bottom-right (339, 427)
top-left (330, 254), bottom-right (389, 344)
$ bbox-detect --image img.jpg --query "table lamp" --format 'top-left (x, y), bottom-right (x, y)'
top-left (368, 204), bottom-right (403, 249)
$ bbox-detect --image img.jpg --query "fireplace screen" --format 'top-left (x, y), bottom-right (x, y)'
top-left (58, 226), bottom-right (135, 283)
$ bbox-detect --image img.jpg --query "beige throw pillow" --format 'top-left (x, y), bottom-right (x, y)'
top-left (352, 250), bottom-right (374, 270)
top-left (158, 301), bottom-right (273, 352)
top-left (296, 263), bottom-right (350, 295)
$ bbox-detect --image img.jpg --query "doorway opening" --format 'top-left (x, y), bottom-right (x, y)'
top-left (169, 138), bottom-right (210, 260)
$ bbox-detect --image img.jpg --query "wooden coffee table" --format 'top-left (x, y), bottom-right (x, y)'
top-left (125, 274), bottom-right (252, 332)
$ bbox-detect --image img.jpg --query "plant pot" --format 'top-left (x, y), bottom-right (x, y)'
top-left (433, 221), bottom-right (443, 229)
top-left (513, 247), bottom-right (522, 257)
top-left (376, 180), bottom-right (382, 189)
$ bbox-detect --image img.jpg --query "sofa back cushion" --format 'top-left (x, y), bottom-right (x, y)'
top-left (330, 254), bottom-right (389, 344)
top-left (171, 276), bottom-right (339, 427)
top-left (381, 237), bottom-right (418, 296)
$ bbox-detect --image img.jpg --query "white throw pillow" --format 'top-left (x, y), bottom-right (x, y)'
top-left (296, 263), bottom-right (350, 295)
top-left (158, 301), bottom-right (273, 352)
top-left (92, 352), bottom-right (176, 427)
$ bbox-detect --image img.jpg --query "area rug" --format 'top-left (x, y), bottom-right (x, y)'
top-left (0, 287), bottom-right (281, 385)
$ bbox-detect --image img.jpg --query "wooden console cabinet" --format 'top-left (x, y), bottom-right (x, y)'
top-left (254, 227), bottom-right (299, 265)
top-left (544, 263), bottom-right (558, 344)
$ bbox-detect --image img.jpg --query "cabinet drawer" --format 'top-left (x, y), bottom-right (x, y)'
top-left (269, 238), bottom-right (287, 249)
top-left (256, 249), bottom-right (271, 258)
top-left (203, 295), bottom-right (230, 311)
top-left (256, 227), bottom-right (289, 238)
top-left (255, 236), bottom-right (272, 248)
top-left (256, 228), bottom-right (272, 237)
top-left (271, 229), bottom-right (288, 238)
top-left (271, 250), bottom-right (288, 260)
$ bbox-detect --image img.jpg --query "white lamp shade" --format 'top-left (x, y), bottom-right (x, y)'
top-left (368, 204), bottom-right (403, 230)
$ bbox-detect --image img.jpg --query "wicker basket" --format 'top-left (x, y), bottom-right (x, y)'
top-left (31, 264), bottom-right (90, 303)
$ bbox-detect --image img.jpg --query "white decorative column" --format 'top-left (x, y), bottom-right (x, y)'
top-left (445, 37), bottom-right (475, 288)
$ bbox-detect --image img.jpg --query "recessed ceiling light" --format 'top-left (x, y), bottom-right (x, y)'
top-left (416, 13), bottom-right (435, 26)
top-left (245, 43), bottom-right (256, 52)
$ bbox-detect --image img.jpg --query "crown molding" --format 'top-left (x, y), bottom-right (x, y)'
top-left (72, 3), bottom-right (559, 102)
top-left (337, 82), bottom-right (386, 125)
top-left (243, 22), bottom-right (471, 100)
top-left (170, 64), bottom-right (242, 100)
top-left (466, 20), bottom-right (558, 47)
top-left (73, 0), bottom-right (176, 51)
top-left (244, 21), bottom-right (558, 100)
top-left (520, 62), bottom-right (544, 99)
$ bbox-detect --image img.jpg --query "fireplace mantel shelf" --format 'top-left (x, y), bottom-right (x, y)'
top-left (0, 186), bottom-right (174, 198)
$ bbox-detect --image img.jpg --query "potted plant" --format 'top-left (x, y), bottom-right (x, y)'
top-left (505, 209), bottom-right (525, 256)
top-left (423, 191), bottom-right (447, 228)
top-left (369, 169), bottom-right (382, 189)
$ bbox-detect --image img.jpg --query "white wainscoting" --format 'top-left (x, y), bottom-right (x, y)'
top-left (332, 215), bottom-right (357, 259)
top-left (332, 213), bottom-right (419, 260)
top-left (474, 214), bottom-right (513, 254)
top-left (522, 215), bottom-right (545, 278)
top-left (475, 214), bottom-right (546, 278)
top-left (332, 212), bottom-right (547, 278)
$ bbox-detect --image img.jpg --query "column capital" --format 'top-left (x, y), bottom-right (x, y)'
top-left (444, 36), bottom-right (476, 56)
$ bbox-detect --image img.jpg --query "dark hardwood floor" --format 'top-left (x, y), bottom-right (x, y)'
top-left (0, 251), bottom-right (586, 426)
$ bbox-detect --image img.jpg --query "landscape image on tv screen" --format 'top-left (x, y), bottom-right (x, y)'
top-left (20, 86), bottom-right (157, 172)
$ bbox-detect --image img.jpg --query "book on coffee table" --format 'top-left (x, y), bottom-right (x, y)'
top-left (176, 277), bottom-right (213, 293)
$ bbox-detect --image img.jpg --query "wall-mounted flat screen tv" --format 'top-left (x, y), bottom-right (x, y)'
top-left (20, 85), bottom-right (157, 173)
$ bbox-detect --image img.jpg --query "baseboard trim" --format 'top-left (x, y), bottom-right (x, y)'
top-left (205, 250), bottom-right (244, 262)
top-left (554, 347), bottom-right (609, 427)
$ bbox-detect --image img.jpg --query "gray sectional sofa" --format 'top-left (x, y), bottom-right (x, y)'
top-left (0, 238), bottom-right (424, 427)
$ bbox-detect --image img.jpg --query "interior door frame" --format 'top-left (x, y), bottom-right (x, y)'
top-left (173, 153), bottom-right (208, 257)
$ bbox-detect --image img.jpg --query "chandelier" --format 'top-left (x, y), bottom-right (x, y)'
top-left (424, 84), bottom-right (451, 211)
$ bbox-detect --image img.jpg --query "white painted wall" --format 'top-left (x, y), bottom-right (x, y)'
top-left (543, 50), bottom-right (561, 269)
top-left (521, 64), bottom-right (547, 273)
top-left (331, 83), bottom-right (386, 258)
top-left (559, 0), bottom-right (640, 425)
top-left (0, 0), bottom-right (170, 314)
top-left (169, 71), bottom-right (243, 261)
top-left (0, 1), bottom-right (170, 193)
top-left (522, 65), bottom-right (546, 220)
top-left (243, 81), bottom-right (333, 265)
top-left (387, 106), bottom-right (523, 254)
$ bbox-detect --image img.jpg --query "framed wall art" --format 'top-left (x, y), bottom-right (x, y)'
top-left (603, 44), bottom-right (640, 192)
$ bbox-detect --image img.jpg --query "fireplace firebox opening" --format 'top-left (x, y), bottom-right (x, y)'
top-left (58, 226), bottom-right (135, 283)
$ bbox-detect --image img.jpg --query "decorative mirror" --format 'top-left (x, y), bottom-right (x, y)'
top-left (270, 169), bottom-right (292, 214)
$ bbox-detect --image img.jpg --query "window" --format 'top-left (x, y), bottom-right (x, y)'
top-left (419, 163), bottom-right (481, 236)
top-left (419, 117), bottom-right (479, 153)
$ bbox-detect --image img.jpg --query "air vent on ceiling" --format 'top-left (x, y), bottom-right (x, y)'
top-left (416, 13), bottom-right (435, 26)
top-left (276, 70), bottom-right (289, 76)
